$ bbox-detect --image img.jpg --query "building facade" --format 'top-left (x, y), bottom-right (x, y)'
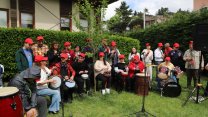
top-left (194, 0), bottom-right (208, 11)
top-left (0, 0), bottom-right (116, 31)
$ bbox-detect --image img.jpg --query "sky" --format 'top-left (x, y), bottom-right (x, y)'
top-left (105, 0), bottom-right (193, 20)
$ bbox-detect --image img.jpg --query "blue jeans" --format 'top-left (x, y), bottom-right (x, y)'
top-left (37, 88), bottom-right (61, 112)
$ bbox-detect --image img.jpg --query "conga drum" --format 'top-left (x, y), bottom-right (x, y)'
top-left (135, 73), bottom-right (150, 96)
top-left (0, 87), bottom-right (24, 117)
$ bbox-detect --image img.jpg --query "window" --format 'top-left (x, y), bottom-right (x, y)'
top-left (0, 9), bottom-right (8, 28)
top-left (60, 17), bottom-right (70, 30)
top-left (80, 19), bottom-right (88, 31)
top-left (20, 13), bottom-right (34, 28)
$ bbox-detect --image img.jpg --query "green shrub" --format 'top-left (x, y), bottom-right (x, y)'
top-left (126, 8), bottom-right (208, 53)
top-left (0, 28), bottom-right (139, 80)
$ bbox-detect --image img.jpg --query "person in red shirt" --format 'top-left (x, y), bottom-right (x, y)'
top-left (164, 43), bottom-right (173, 57)
top-left (126, 55), bottom-right (145, 92)
top-left (62, 42), bottom-right (75, 65)
top-left (52, 53), bottom-right (76, 103)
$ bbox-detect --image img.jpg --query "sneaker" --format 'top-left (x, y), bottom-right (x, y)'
top-left (48, 111), bottom-right (58, 114)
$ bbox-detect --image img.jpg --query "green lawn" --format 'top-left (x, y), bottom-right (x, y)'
top-left (48, 74), bottom-right (208, 117)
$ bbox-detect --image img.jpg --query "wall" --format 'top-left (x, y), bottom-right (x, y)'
top-left (0, 0), bottom-right (10, 9)
top-left (35, 0), bottom-right (60, 30)
top-left (194, 0), bottom-right (208, 10)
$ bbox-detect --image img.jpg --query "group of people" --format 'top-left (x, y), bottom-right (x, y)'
top-left (2, 35), bottom-right (207, 117)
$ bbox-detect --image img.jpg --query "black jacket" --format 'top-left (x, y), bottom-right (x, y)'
top-left (47, 48), bottom-right (61, 66)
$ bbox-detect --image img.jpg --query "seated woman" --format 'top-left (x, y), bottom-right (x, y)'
top-left (35, 55), bottom-right (61, 114)
top-left (114, 54), bottom-right (128, 93)
top-left (72, 53), bottom-right (91, 96)
top-left (127, 55), bottom-right (145, 92)
top-left (52, 53), bottom-right (76, 103)
top-left (94, 52), bottom-right (112, 95)
top-left (157, 57), bottom-right (175, 88)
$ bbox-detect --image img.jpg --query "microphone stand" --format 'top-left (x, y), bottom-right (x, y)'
top-left (133, 52), bottom-right (156, 117)
top-left (60, 78), bottom-right (65, 117)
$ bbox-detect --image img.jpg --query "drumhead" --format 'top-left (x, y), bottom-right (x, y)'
top-left (81, 74), bottom-right (88, 79)
top-left (50, 76), bottom-right (61, 89)
top-left (136, 73), bottom-right (149, 77)
top-left (0, 87), bottom-right (19, 97)
top-left (65, 81), bottom-right (75, 88)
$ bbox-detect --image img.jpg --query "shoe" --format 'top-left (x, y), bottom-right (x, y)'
top-left (106, 88), bottom-right (110, 94)
top-left (48, 111), bottom-right (58, 114)
top-left (101, 89), bottom-right (106, 95)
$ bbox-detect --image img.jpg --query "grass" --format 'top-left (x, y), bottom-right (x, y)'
top-left (48, 73), bottom-right (208, 117)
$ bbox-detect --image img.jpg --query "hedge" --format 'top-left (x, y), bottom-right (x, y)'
top-left (0, 28), bottom-right (140, 80)
top-left (126, 8), bottom-right (208, 53)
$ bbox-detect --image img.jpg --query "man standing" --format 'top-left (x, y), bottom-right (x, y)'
top-left (98, 38), bottom-right (110, 60)
top-left (62, 41), bottom-right (75, 65)
top-left (164, 43), bottom-right (172, 57)
top-left (154, 43), bottom-right (164, 89)
top-left (8, 66), bottom-right (47, 117)
top-left (169, 43), bottom-right (183, 83)
top-left (15, 38), bottom-right (34, 72)
top-left (183, 41), bottom-right (204, 88)
top-left (141, 43), bottom-right (153, 84)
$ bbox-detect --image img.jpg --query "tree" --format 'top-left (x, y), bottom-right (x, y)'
top-left (156, 7), bottom-right (173, 16)
top-left (107, 1), bottom-right (132, 33)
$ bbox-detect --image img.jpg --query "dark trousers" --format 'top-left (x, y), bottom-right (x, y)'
top-left (115, 73), bottom-right (125, 92)
top-left (96, 73), bottom-right (111, 90)
top-left (75, 76), bottom-right (91, 94)
top-left (204, 82), bottom-right (208, 96)
top-left (155, 61), bottom-right (163, 89)
top-left (62, 84), bottom-right (74, 102)
top-left (186, 69), bottom-right (198, 88)
top-left (37, 96), bottom-right (47, 117)
top-left (125, 77), bottom-right (135, 92)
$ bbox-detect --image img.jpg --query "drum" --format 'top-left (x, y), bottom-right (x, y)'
top-left (0, 87), bottom-right (23, 117)
top-left (173, 66), bottom-right (183, 78)
top-left (162, 79), bottom-right (181, 97)
top-left (81, 74), bottom-right (89, 80)
top-left (65, 81), bottom-right (76, 88)
top-left (158, 66), bottom-right (169, 79)
top-left (135, 73), bottom-right (150, 96)
top-left (49, 76), bottom-right (62, 89)
top-left (121, 72), bottom-right (128, 77)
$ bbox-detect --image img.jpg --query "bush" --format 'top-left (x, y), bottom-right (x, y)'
top-left (0, 28), bottom-right (139, 80)
top-left (126, 8), bottom-right (208, 53)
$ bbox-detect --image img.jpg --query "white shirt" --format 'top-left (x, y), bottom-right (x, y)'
top-left (141, 49), bottom-right (153, 63)
top-left (154, 48), bottom-right (164, 62)
top-left (37, 67), bottom-right (51, 89)
top-left (128, 53), bottom-right (140, 61)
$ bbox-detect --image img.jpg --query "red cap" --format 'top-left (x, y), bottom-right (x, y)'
top-left (60, 53), bottom-right (68, 59)
top-left (79, 53), bottom-right (86, 58)
top-left (173, 43), bottom-right (180, 48)
top-left (111, 41), bottom-right (116, 46)
top-left (64, 42), bottom-right (71, 47)
top-left (24, 38), bottom-right (33, 44)
top-left (189, 41), bottom-right (193, 45)
top-left (158, 43), bottom-right (163, 47)
top-left (119, 54), bottom-right (125, 59)
top-left (36, 36), bottom-right (44, 41)
top-left (99, 52), bottom-right (105, 57)
top-left (146, 43), bottom-right (150, 46)
top-left (133, 55), bottom-right (140, 61)
top-left (165, 57), bottom-right (171, 61)
top-left (34, 55), bottom-right (47, 62)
